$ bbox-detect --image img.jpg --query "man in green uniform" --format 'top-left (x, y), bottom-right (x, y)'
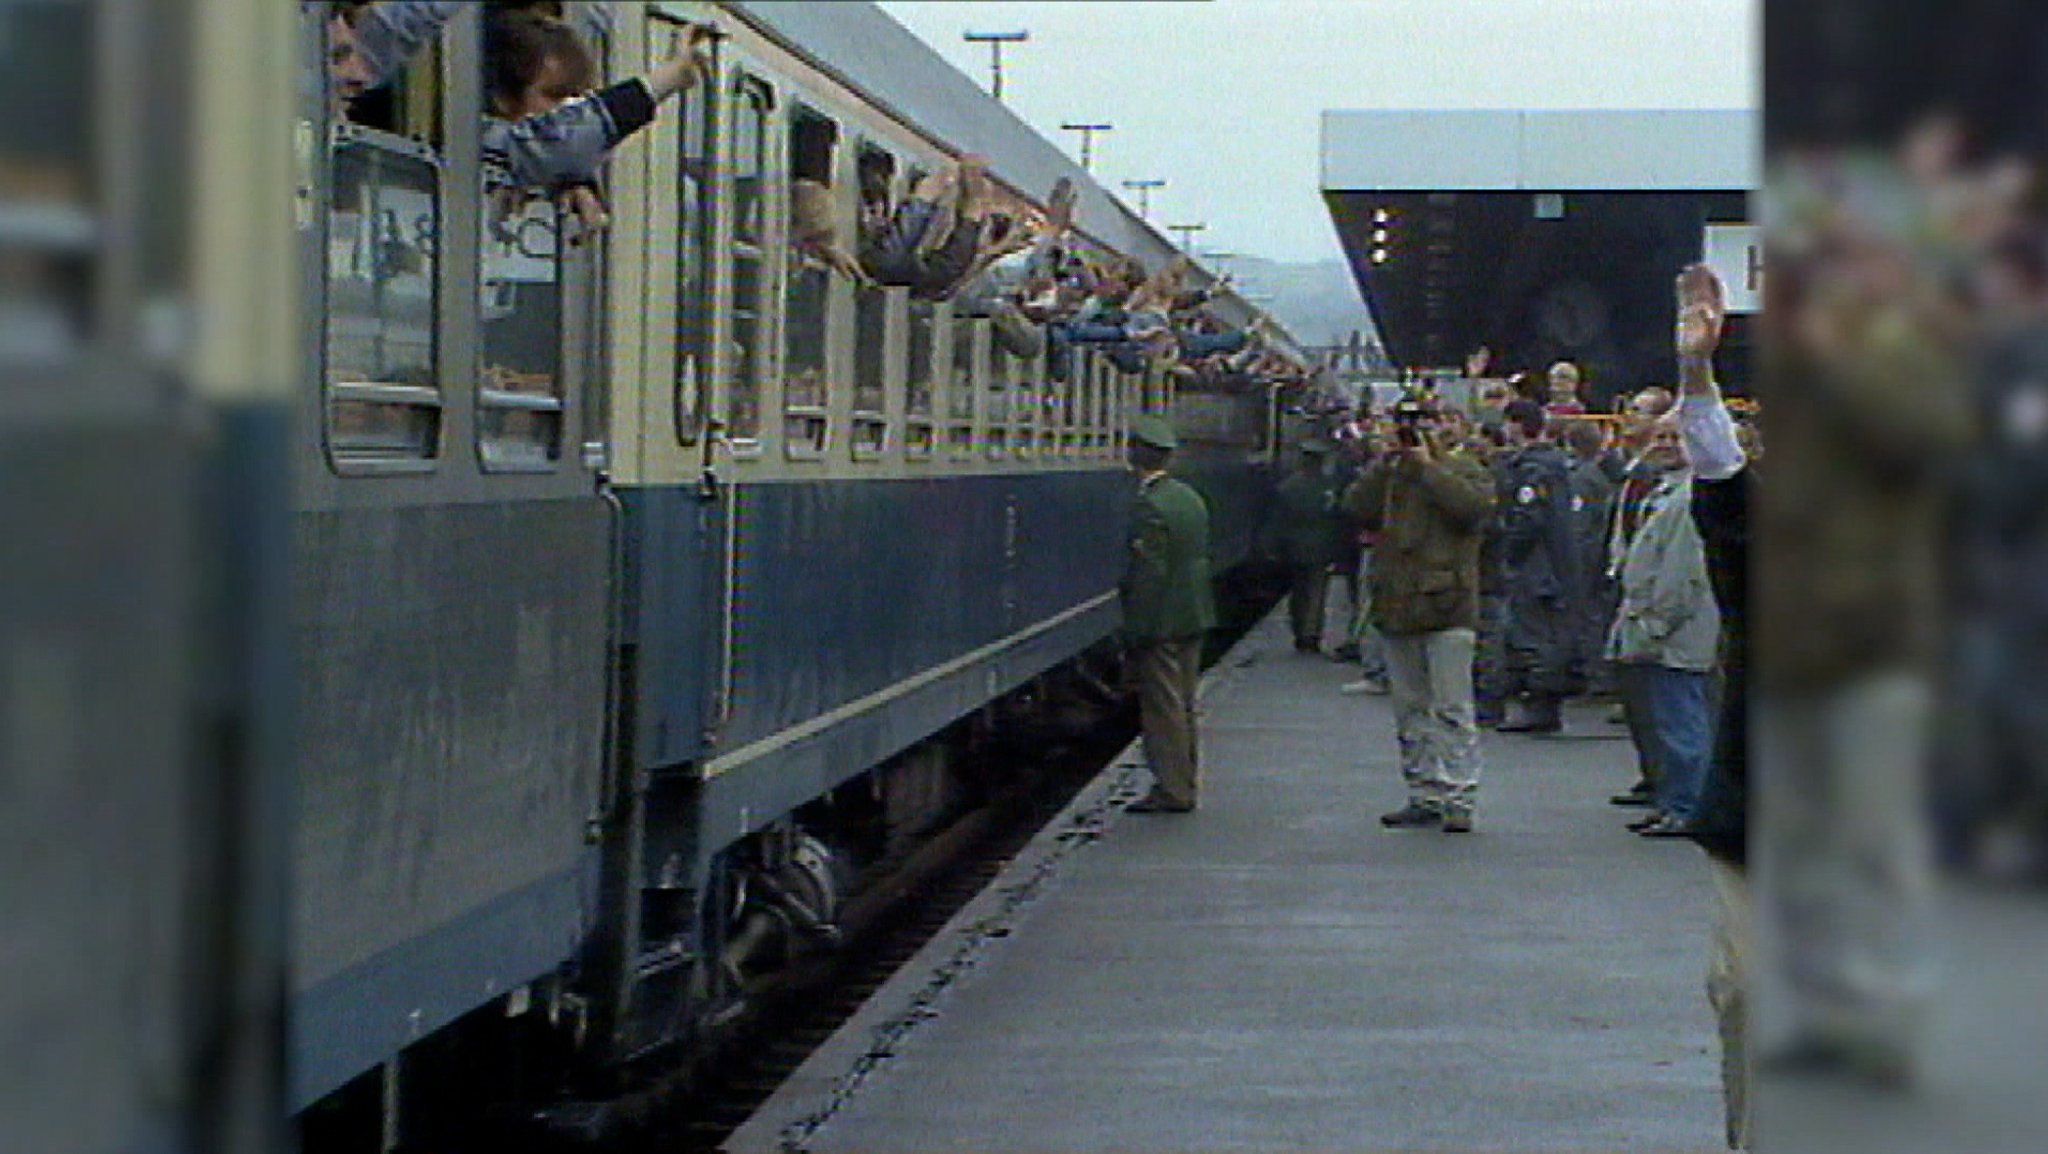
top-left (1268, 440), bottom-right (1345, 652)
top-left (1344, 397), bottom-right (1498, 833)
top-left (1120, 416), bottom-right (1218, 814)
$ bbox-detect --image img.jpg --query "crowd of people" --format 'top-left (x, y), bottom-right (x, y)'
top-left (325, 1), bottom-right (1312, 395)
top-left (1258, 348), bottom-right (1755, 845)
top-left (1125, 267), bottom-right (1755, 1142)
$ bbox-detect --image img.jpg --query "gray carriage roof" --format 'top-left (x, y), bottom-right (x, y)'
top-left (722, 1), bottom-right (1304, 360)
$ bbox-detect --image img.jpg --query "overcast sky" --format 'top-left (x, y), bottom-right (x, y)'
top-left (876, 0), bottom-right (1759, 264)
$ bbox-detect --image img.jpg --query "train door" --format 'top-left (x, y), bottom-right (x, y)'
top-left (292, 1), bottom-right (613, 1117)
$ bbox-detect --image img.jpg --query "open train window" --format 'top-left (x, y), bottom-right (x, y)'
top-left (947, 315), bottom-right (978, 459)
top-left (724, 74), bottom-right (772, 448)
top-left (782, 104), bottom-right (837, 459)
top-left (850, 141), bottom-right (895, 460)
top-left (851, 280), bottom-right (887, 457)
top-left (905, 297), bottom-right (937, 459)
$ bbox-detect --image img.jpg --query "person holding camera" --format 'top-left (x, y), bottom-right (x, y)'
top-left (1343, 397), bottom-right (1498, 833)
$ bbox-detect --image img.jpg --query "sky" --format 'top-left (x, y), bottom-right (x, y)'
top-left (876, 0), bottom-right (1759, 265)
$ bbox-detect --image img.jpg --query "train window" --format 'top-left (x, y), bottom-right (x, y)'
top-left (851, 140), bottom-right (895, 461)
top-left (674, 21), bottom-right (717, 444)
top-left (1046, 369), bottom-right (1075, 457)
top-left (1007, 349), bottom-right (1035, 458)
top-left (782, 258), bottom-right (829, 456)
top-left (984, 339), bottom-right (1010, 458)
top-left (0, 0), bottom-right (95, 363)
top-left (946, 316), bottom-right (978, 458)
top-left (904, 297), bottom-right (937, 459)
top-left (856, 144), bottom-right (894, 268)
top-left (477, 193), bottom-right (565, 471)
top-left (322, 10), bottom-right (448, 471)
top-left (324, 126), bottom-right (443, 467)
top-left (725, 75), bottom-right (772, 447)
top-left (1076, 353), bottom-right (1095, 456)
top-left (1089, 356), bottom-right (1105, 457)
top-left (782, 105), bottom-right (837, 459)
top-left (851, 281), bottom-right (887, 458)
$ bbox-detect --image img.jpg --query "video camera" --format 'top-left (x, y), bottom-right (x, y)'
top-left (1390, 394), bottom-right (1434, 448)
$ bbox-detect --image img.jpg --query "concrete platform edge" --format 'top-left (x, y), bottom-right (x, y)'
top-left (723, 618), bottom-right (1278, 1154)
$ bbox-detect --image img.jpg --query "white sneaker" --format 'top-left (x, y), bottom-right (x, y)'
top-left (1340, 676), bottom-right (1390, 696)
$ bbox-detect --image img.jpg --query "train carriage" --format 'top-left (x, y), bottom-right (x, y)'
top-left (293, 1), bottom-right (1306, 1141)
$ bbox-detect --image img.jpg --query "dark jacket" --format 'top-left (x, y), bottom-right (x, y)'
top-left (1688, 464), bottom-right (1750, 865)
top-left (1566, 451), bottom-right (1620, 594)
top-left (1344, 449), bottom-right (1497, 637)
top-left (1495, 441), bottom-right (1579, 603)
top-left (1267, 464), bottom-right (1344, 568)
top-left (1121, 473), bottom-right (1218, 642)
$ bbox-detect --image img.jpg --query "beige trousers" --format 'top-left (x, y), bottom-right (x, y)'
top-left (1130, 637), bottom-right (1202, 807)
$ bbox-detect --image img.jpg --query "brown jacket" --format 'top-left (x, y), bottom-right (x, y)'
top-left (1344, 449), bottom-right (1497, 637)
top-left (1758, 312), bottom-right (1973, 690)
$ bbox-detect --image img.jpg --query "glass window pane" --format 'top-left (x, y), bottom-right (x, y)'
top-left (676, 78), bottom-right (715, 441)
top-left (854, 283), bottom-right (885, 414)
top-left (783, 262), bottom-right (829, 408)
top-left (728, 251), bottom-right (762, 442)
top-left (907, 298), bottom-right (935, 417)
top-left (325, 131), bottom-right (440, 463)
top-left (0, 0), bottom-right (94, 363)
top-left (479, 195), bottom-right (564, 470)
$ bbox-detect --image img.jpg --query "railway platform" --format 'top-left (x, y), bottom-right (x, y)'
top-left (728, 607), bottom-right (1724, 1152)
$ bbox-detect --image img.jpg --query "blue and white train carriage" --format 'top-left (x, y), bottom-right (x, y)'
top-left (295, 0), bottom-right (1309, 1138)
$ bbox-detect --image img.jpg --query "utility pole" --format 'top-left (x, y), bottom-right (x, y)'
top-left (963, 30), bottom-right (1029, 102)
top-left (1120, 178), bottom-right (1165, 219)
top-left (1167, 222), bottom-right (1207, 254)
top-left (1060, 122), bottom-right (1114, 173)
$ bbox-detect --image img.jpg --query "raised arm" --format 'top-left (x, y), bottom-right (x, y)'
top-left (1675, 264), bottom-right (1747, 482)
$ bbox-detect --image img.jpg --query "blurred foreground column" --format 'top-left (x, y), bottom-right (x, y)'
top-left (0, 0), bottom-right (295, 1150)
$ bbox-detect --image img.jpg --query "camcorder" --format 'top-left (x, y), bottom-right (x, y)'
top-left (1392, 398), bottom-right (1432, 448)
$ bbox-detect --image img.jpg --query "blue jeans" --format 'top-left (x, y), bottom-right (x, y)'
top-left (1642, 666), bottom-right (1715, 823)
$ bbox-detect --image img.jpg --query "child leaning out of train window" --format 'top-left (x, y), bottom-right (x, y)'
top-left (325, 2), bottom-right (718, 242)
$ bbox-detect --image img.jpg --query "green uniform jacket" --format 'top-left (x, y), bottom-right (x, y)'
top-left (1266, 468), bottom-right (1345, 567)
top-left (1121, 472), bottom-right (1219, 642)
top-left (1343, 450), bottom-right (1497, 637)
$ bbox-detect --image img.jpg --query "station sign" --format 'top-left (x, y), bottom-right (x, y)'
top-left (1702, 224), bottom-right (1761, 314)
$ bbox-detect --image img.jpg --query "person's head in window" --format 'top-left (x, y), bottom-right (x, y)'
top-left (325, 2), bottom-right (378, 105)
top-left (484, 9), bottom-right (597, 122)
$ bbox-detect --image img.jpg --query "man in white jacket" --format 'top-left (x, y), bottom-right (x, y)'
top-left (1607, 416), bottom-right (1721, 839)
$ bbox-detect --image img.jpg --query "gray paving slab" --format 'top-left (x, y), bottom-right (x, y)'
top-left (1753, 887), bottom-right (2048, 1154)
top-left (729, 610), bottom-right (1724, 1153)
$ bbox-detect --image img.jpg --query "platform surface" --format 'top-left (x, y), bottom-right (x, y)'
top-left (731, 609), bottom-right (1727, 1153)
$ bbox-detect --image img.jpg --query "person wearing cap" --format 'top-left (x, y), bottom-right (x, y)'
top-left (1266, 438), bottom-right (1345, 653)
top-left (1120, 416), bottom-right (1217, 814)
top-left (1342, 397), bottom-right (1497, 833)
top-left (1493, 399), bottom-right (1582, 734)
